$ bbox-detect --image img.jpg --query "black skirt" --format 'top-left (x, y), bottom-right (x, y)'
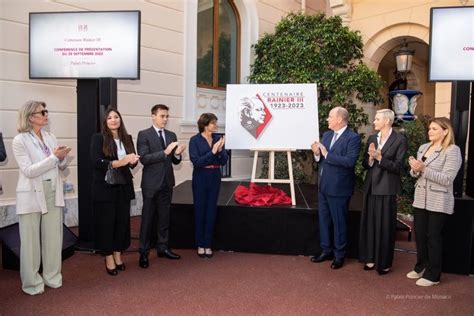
top-left (358, 190), bottom-right (397, 270)
top-left (94, 184), bottom-right (132, 254)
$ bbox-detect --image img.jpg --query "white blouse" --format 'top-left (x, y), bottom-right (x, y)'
top-left (114, 139), bottom-right (127, 159)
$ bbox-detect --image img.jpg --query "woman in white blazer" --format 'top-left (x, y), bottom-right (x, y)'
top-left (407, 117), bottom-right (462, 287)
top-left (12, 100), bottom-right (71, 295)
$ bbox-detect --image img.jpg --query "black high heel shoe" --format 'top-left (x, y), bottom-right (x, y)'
top-left (115, 263), bottom-right (126, 271)
top-left (105, 260), bottom-right (118, 276)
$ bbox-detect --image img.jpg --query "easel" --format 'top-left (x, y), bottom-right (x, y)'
top-left (250, 149), bottom-right (296, 205)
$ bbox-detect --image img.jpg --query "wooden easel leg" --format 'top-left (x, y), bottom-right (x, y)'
top-left (251, 151), bottom-right (259, 183)
top-left (287, 151), bottom-right (296, 205)
top-left (269, 151), bottom-right (275, 185)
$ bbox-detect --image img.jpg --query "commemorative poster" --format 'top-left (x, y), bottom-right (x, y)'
top-left (225, 84), bottom-right (319, 150)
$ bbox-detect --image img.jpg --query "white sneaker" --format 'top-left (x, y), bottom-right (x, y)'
top-left (416, 278), bottom-right (440, 287)
top-left (406, 270), bottom-right (424, 279)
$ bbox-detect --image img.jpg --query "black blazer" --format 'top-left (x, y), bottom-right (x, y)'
top-left (90, 133), bottom-right (136, 202)
top-left (362, 131), bottom-right (408, 195)
top-left (137, 127), bottom-right (181, 197)
top-left (0, 132), bottom-right (6, 162)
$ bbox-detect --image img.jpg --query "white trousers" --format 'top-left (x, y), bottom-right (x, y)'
top-left (18, 180), bottom-right (63, 295)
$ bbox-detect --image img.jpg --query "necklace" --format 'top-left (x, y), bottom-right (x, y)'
top-left (29, 131), bottom-right (51, 157)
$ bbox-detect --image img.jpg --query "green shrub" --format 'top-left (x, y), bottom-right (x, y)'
top-left (396, 117), bottom-right (429, 214)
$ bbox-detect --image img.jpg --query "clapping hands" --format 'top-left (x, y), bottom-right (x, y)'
top-left (311, 141), bottom-right (327, 157)
top-left (212, 136), bottom-right (225, 154)
top-left (164, 142), bottom-right (178, 155)
top-left (408, 156), bottom-right (425, 173)
top-left (368, 143), bottom-right (382, 162)
top-left (54, 145), bottom-right (72, 161)
top-left (165, 142), bottom-right (186, 156)
top-left (175, 144), bottom-right (186, 155)
top-left (124, 153), bottom-right (140, 166)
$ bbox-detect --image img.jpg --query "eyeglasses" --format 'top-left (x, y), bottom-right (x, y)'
top-left (31, 110), bottom-right (48, 116)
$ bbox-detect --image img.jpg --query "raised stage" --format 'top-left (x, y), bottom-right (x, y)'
top-left (169, 180), bottom-right (363, 258)
top-left (168, 180), bottom-right (474, 275)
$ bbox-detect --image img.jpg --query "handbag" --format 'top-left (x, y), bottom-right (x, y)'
top-left (105, 162), bottom-right (127, 185)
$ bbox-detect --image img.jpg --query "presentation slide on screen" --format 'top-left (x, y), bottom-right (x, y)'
top-left (29, 11), bottom-right (140, 79)
top-left (225, 84), bottom-right (319, 150)
top-left (430, 7), bottom-right (474, 81)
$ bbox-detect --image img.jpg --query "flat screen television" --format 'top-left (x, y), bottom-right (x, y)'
top-left (29, 10), bottom-right (140, 79)
top-left (429, 6), bottom-right (474, 81)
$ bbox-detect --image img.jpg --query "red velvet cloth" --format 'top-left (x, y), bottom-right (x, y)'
top-left (234, 183), bottom-right (292, 206)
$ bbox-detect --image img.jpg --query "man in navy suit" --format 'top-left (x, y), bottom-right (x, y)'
top-left (137, 104), bottom-right (186, 268)
top-left (310, 106), bottom-right (361, 269)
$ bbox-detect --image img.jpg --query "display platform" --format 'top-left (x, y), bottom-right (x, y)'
top-left (169, 180), bottom-right (363, 258)
top-left (169, 181), bottom-right (474, 275)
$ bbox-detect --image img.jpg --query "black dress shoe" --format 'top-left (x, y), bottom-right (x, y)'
top-left (377, 269), bottom-right (391, 275)
top-left (139, 254), bottom-right (149, 268)
top-left (197, 247), bottom-right (206, 258)
top-left (330, 258), bottom-right (345, 269)
top-left (310, 253), bottom-right (334, 263)
top-left (363, 264), bottom-right (375, 271)
top-left (157, 249), bottom-right (181, 260)
top-left (205, 251), bottom-right (213, 258)
top-left (116, 263), bottom-right (126, 271)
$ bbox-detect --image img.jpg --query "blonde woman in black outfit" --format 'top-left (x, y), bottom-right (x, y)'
top-left (359, 109), bottom-right (408, 275)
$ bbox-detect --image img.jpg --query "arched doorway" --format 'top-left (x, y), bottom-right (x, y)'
top-left (363, 24), bottom-right (436, 119)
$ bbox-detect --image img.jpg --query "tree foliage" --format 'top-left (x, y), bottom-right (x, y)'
top-left (249, 12), bottom-right (384, 182)
top-left (249, 12), bottom-right (383, 132)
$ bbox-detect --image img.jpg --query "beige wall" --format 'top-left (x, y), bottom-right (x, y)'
top-left (0, 0), bottom-right (323, 206)
top-left (0, 0), bottom-right (186, 205)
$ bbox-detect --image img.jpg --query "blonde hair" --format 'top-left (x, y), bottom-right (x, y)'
top-left (17, 100), bottom-right (46, 133)
top-left (429, 117), bottom-right (455, 150)
top-left (376, 109), bottom-right (395, 126)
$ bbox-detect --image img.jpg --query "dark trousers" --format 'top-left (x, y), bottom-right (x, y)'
top-left (358, 193), bottom-right (397, 270)
top-left (318, 192), bottom-right (350, 259)
top-left (139, 186), bottom-right (172, 254)
top-left (94, 199), bottom-right (131, 256)
top-left (192, 169), bottom-right (221, 248)
top-left (413, 208), bottom-right (448, 282)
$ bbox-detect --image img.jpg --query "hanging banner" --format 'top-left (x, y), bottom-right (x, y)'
top-left (225, 84), bottom-right (319, 149)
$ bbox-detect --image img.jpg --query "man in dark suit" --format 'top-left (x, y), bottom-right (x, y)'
top-left (0, 132), bottom-right (6, 162)
top-left (0, 132), bottom-right (6, 194)
top-left (310, 106), bottom-right (361, 269)
top-left (137, 104), bottom-right (186, 268)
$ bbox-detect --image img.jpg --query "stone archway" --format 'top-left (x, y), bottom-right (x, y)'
top-left (362, 23), bottom-right (439, 119)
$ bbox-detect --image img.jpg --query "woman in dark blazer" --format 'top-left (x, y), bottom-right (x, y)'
top-left (189, 113), bottom-right (228, 258)
top-left (90, 107), bottom-right (139, 275)
top-left (359, 109), bottom-right (408, 275)
top-left (407, 117), bottom-right (462, 286)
